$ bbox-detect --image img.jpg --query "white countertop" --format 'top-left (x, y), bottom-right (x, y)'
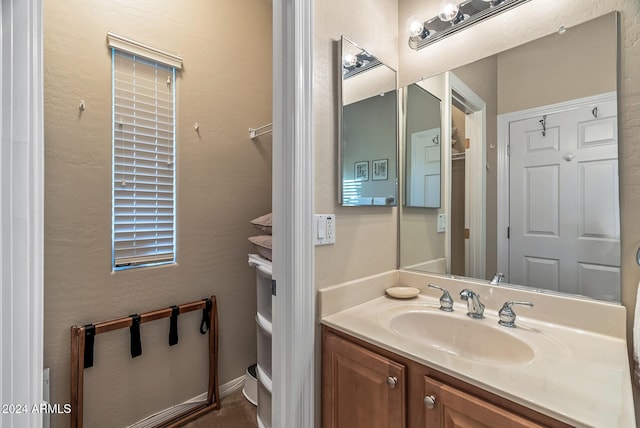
top-left (322, 292), bottom-right (636, 428)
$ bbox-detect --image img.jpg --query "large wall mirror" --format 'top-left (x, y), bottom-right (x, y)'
top-left (339, 37), bottom-right (398, 206)
top-left (399, 12), bottom-right (621, 302)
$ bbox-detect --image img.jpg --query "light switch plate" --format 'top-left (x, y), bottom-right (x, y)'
top-left (437, 213), bottom-right (447, 233)
top-left (315, 214), bottom-right (336, 245)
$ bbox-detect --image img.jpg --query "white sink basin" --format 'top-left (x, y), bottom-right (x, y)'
top-left (389, 310), bottom-right (535, 364)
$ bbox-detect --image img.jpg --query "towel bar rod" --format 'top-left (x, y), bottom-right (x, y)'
top-left (249, 122), bottom-right (272, 139)
top-left (93, 299), bottom-right (207, 335)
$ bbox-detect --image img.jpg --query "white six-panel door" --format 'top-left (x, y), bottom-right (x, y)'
top-left (409, 128), bottom-right (441, 207)
top-left (509, 99), bottom-right (620, 300)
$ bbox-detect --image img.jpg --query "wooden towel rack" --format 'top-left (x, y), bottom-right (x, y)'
top-left (70, 296), bottom-right (220, 428)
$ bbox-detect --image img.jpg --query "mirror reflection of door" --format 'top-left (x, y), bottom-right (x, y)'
top-left (405, 83), bottom-right (441, 208)
top-left (508, 95), bottom-right (620, 301)
top-left (409, 129), bottom-right (440, 207)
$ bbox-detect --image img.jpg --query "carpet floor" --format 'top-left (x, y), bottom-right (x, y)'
top-left (184, 388), bottom-right (257, 428)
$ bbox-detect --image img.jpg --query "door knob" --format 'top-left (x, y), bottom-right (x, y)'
top-left (424, 395), bottom-right (437, 409)
top-left (563, 153), bottom-right (576, 161)
top-left (387, 376), bottom-right (398, 389)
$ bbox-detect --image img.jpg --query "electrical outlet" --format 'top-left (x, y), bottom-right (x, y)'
top-left (326, 216), bottom-right (335, 241)
top-left (315, 214), bottom-right (336, 245)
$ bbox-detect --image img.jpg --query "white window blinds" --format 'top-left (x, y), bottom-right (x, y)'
top-left (112, 49), bottom-right (176, 268)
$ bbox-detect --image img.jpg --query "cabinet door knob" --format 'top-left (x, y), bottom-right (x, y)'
top-left (424, 395), bottom-right (437, 409)
top-left (387, 376), bottom-right (398, 389)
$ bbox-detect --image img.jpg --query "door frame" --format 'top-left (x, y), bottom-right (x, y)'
top-left (1, 0), bottom-right (45, 426)
top-left (496, 91), bottom-right (617, 279)
top-left (446, 73), bottom-right (486, 279)
top-left (272, 0), bottom-right (315, 427)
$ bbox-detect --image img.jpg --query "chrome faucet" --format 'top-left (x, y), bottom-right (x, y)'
top-left (459, 289), bottom-right (485, 319)
top-left (498, 301), bottom-right (534, 328)
top-left (489, 272), bottom-right (505, 285)
top-left (428, 284), bottom-right (453, 312)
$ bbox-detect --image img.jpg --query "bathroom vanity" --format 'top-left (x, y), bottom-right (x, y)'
top-left (323, 327), bottom-right (569, 427)
top-left (319, 271), bottom-right (635, 428)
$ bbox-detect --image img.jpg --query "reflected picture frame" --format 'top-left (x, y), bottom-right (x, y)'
top-left (354, 161), bottom-right (369, 181)
top-left (372, 159), bottom-right (388, 181)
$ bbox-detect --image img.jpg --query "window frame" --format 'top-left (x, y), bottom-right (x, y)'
top-left (108, 34), bottom-right (182, 271)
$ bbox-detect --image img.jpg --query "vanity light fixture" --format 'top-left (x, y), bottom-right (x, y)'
top-left (482, 0), bottom-right (506, 6)
top-left (341, 49), bottom-right (381, 79)
top-left (407, 0), bottom-right (531, 50)
top-left (342, 53), bottom-right (360, 69)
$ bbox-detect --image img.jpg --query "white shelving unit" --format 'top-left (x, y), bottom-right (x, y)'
top-left (248, 254), bottom-right (273, 428)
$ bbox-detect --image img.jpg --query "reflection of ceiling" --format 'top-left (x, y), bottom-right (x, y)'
top-left (343, 64), bottom-right (396, 105)
top-left (342, 38), bottom-right (395, 105)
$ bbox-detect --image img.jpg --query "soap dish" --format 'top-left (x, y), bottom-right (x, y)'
top-left (385, 286), bottom-right (420, 299)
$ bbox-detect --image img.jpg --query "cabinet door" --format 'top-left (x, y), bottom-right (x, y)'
top-left (423, 376), bottom-right (545, 428)
top-left (323, 332), bottom-right (405, 428)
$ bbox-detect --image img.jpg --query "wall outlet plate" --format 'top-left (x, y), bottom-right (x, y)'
top-left (315, 214), bottom-right (336, 245)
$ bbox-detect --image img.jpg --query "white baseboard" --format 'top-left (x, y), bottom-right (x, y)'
top-left (219, 375), bottom-right (246, 398)
top-left (127, 375), bottom-right (246, 428)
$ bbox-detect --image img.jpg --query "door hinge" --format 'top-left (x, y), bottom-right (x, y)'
top-left (465, 138), bottom-right (470, 149)
top-left (507, 226), bottom-right (510, 239)
top-left (507, 145), bottom-right (510, 156)
top-left (465, 228), bottom-right (470, 239)
top-left (271, 279), bottom-right (277, 296)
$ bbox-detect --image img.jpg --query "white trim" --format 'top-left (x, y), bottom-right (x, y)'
top-left (442, 73), bottom-right (452, 273)
top-left (0, 0), bottom-right (45, 427)
top-left (272, 0), bottom-right (315, 428)
top-left (107, 32), bottom-right (183, 69)
top-left (447, 73), bottom-right (486, 280)
top-left (496, 91), bottom-right (617, 278)
top-left (126, 376), bottom-right (245, 428)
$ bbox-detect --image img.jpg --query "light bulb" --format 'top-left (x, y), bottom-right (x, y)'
top-left (438, 0), bottom-right (460, 22)
top-left (406, 15), bottom-right (425, 38)
top-left (342, 54), bottom-right (357, 68)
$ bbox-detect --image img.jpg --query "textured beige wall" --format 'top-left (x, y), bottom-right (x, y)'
top-left (44, 1), bottom-right (272, 426)
top-left (497, 13), bottom-right (617, 114)
top-left (314, 0), bottom-right (398, 289)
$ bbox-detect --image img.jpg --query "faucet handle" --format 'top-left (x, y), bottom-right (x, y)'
top-left (428, 284), bottom-right (453, 312)
top-left (498, 301), bottom-right (534, 328)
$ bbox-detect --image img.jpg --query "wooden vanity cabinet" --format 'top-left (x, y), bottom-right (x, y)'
top-left (423, 376), bottom-right (545, 428)
top-left (322, 328), bottom-right (406, 428)
top-left (322, 326), bottom-right (572, 428)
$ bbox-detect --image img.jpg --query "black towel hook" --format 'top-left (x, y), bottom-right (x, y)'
top-left (169, 305), bottom-right (180, 346)
top-left (84, 324), bottom-right (96, 368)
top-left (129, 314), bottom-right (142, 358)
top-left (200, 299), bottom-right (212, 334)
